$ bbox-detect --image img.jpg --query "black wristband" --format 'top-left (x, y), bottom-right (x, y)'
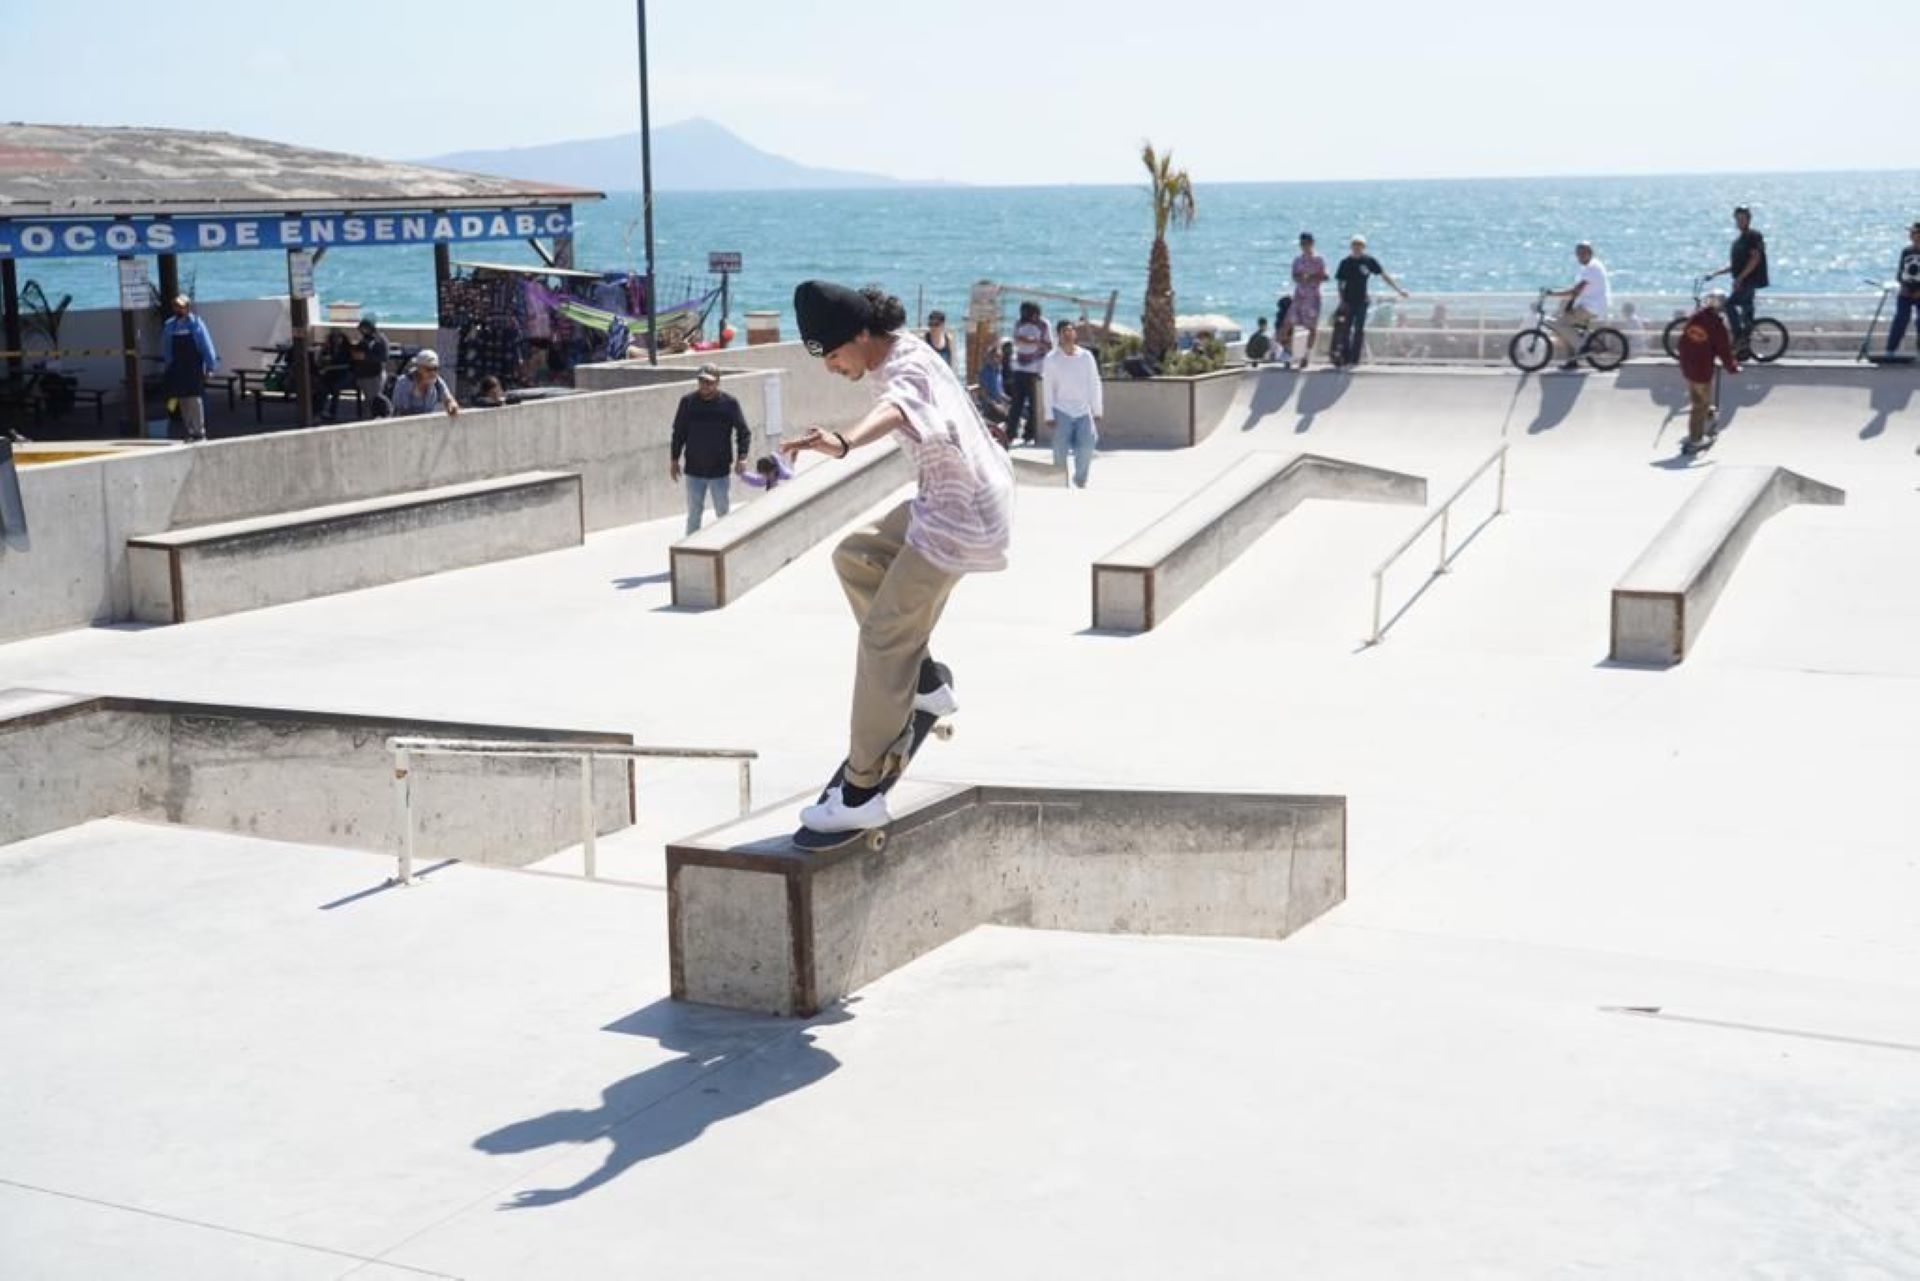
top-left (832, 432), bottom-right (850, 458)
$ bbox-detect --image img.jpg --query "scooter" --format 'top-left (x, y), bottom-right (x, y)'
top-left (1857, 278), bottom-right (1917, 365)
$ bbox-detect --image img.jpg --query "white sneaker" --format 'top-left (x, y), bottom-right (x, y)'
top-left (800, 786), bottom-right (891, 833)
top-left (913, 682), bottom-right (958, 717)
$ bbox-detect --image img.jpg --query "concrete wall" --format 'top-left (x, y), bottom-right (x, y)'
top-left (0, 374), bottom-right (772, 642)
top-left (1040, 368), bottom-right (1247, 450)
top-left (667, 783), bottom-right (1347, 1016)
top-left (580, 341), bottom-right (872, 432)
top-left (0, 689), bottom-right (634, 863)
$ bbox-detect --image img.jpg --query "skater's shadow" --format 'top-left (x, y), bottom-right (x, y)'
top-left (1524, 372), bottom-right (1587, 435)
top-left (1293, 370), bottom-right (1352, 433)
top-left (475, 999), bottom-right (850, 1209)
top-left (1237, 367), bottom-right (1298, 431)
top-left (1862, 376), bottom-right (1916, 439)
top-left (612, 571), bottom-right (671, 590)
top-left (1648, 454), bottom-right (1712, 472)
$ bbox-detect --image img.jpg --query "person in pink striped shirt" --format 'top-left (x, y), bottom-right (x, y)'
top-left (781, 280), bottom-right (1014, 834)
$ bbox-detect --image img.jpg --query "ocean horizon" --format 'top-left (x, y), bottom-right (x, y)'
top-left (18, 168), bottom-right (1916, 331)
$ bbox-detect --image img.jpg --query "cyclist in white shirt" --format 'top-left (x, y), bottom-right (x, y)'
top-left (1545, 241), bottom-right (1610, 370)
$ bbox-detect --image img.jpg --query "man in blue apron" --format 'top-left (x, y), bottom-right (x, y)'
top-left (161, 295), bottom-right (219, 442)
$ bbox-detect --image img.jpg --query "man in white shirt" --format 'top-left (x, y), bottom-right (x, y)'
top-left (1041, 319), bottom-right (1103, 488)
top-left (1546, 241), bottom-right (1610, 370)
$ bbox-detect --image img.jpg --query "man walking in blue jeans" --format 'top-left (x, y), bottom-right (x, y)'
top-left (669, 363), bottom-right (750, 534)
top-left (1707, 205), bottom-right (1767, 351)
top-left (1042, 319), bottom-right (1102, 488)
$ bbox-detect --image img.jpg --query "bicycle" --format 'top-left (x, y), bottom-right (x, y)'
top-left (1662, 276), bottom-right (1788, 363)
top-left (1507, 290), bottom-right (1629, 372)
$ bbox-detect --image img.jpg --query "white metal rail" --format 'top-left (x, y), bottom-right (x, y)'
top-left (1369, 444), bottom-right (1510, 645)
top-left (385, 736), bottom-right (757, 885)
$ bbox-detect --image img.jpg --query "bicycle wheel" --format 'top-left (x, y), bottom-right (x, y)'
top-left (1661, 317), bottom-right (1686, 360)
top-left (1583, 328), bottom-right (1628, 371)
top-left (1745, 318), bottom-right (1789, 363)
top-left (1508, 329), bottom-right (1554, 373)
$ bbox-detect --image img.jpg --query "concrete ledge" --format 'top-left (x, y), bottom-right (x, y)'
top-left (670, 441), bottom-right (911, 609)
top-left (0, 688), bottom-right (633, 860)
top-left (1076, 367), bottom-right (1246, 449)
top-left (1610, 466), bottom-right (1845, 665)
top-left (1092, 452), bottom-right (1427, 631)
top-left (127, 471), bottom-right (584, 624)
top-left (666, 782), bottom-right (1346, 1016)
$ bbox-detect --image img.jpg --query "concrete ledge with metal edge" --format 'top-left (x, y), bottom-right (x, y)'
top-left (1609, 465), bottom-right (1846, 666)
top-left (670, 439), bottom-right (912, 609)
top-left (125, 471), bottom-right (584, 625)
top-left (666, 781), bottom-right (1347, 1017)
top-left (0, 687), bottom-right (635, 863)
top-left (1092, 452), bottom-right (1427, 632)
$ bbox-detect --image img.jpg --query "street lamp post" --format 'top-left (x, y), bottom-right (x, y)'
top-left (636, 0), bottom-right (658, 366)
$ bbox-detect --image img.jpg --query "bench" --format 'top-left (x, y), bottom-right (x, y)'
top-left (669, 439), bottom-right (913, 609)
top-left (666, 782), bottom-right (1347, 1016)
top-left (1091, 452), bottom-right (1428, 632)
top-left (1610, 465), bottom-right (1845, 665)
top-left (127, 471), bottom-right (584, 624)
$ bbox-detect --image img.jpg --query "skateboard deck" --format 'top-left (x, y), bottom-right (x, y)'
top-left (794, 664), bottom-right (954, 853)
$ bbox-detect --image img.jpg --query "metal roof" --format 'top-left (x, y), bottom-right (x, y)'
top-left (0, 124), bottom-right (603, 217)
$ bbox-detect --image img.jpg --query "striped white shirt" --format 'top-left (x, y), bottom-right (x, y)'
top-left (877, 333), bottom-right (1015, 574)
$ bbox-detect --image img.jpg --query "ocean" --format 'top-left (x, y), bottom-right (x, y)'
top-left (18, 169), bottom-right (1916, 328)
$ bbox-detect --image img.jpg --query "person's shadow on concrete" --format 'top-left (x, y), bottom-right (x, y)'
top-left (1524, 371), bottom-right (1588, 435)
top-left (1293, 369), bottom-right (1353, 433)
top-left (1236, 367), bottom-right (1298, 431)
top-left (474, 999), bottom-right (850, 1209)
top-left (1862, 374), bottom-right (1915, 439)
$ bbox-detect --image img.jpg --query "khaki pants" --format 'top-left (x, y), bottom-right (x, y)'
top-left (832, 501), bottom-right (960, 788)
top-left (1547, 304), bottom-right (1596, 357)
top-left (1686, 379), bottom-right (1715, 439)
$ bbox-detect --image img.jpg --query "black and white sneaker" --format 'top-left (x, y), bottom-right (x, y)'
top-left (914, 659), bottom-right (958, 717)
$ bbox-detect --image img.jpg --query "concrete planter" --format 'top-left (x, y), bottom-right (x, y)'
top-left (1041, 367), bottom-right (1246, 450)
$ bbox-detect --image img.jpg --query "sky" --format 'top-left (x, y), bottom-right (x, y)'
top-left (4, 0), bottom-right (1914, 186)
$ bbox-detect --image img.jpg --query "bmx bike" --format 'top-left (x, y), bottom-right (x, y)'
top-left (1662, 276), bottom-right (1788, 363)
top-left (1507, 290), bottom-right (1629, 372)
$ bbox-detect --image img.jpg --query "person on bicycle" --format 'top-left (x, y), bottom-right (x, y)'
top-left (1706, 205), bottom-right (1767, 348)
top-left (1675, 290), bottom-right (1739, 453)
top-left (1543, 241), bottom-right (1610, 370)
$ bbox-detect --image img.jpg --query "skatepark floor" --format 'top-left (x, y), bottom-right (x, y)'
top-left (3, 365), bottom-right (1918, 1278)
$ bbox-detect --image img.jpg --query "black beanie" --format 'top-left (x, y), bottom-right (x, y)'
top-left (794, 280), bottom-right (873, 356)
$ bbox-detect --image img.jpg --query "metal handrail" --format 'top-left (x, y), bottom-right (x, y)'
top-left (386, 736), bottom-right (757, 885)
top-left (1369, 443), bottom-right (1509, 645)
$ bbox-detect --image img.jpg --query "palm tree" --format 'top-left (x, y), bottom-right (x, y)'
top-left (1140, 142), bottom-right (1195, 364)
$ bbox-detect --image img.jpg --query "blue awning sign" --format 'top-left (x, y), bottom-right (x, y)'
top-left (0, 206), bottom-right (573, 260)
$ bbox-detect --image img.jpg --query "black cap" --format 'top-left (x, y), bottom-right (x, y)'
top-left (1733, 205), bottom-right (1751, 215)
top-left (794, 280), bottom-right (873, 357)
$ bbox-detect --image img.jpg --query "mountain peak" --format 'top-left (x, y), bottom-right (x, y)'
top-left (417, 118), bottom-right (928, 193)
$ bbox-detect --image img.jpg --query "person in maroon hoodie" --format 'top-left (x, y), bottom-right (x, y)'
top-left (1675, 290), bottom-right (1740, 453)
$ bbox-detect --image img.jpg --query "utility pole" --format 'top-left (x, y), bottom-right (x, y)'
top-left (636, 0), bottom-right (658, 365)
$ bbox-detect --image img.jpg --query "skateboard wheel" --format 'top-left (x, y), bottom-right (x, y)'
top-left (932, 722), bottom-right (954, 741)
top-left (866, 830), bottom-right (888, 852)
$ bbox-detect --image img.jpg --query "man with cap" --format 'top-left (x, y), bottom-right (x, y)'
top-left (349, 315), bottom-right (390, 417)
top-left (160, 295), bottom-right (218, 443)
top-left (389, 349), bottom-right (460, 418)
top-left (668, 363), bottom-right (751, 534)
top-left (782, 279), bottom-right (1014, 835)
top-left (1543, 241), bottom-right (1611, 370)
top-left (1329, 235), bottom-right (1408, 368)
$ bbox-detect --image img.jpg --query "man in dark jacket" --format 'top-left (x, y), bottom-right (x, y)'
top-left (1675, 291), bottom-right (1740, 453)
top-left (669, 363), bottom-right (751, 533)
top-left (1707, 205), bottom-right (1767, 350)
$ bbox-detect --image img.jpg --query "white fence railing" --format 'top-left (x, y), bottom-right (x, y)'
top-left (1370, 444), bottom-right (1510, 645)
top-left (386, 736), bottom-right (757, 885)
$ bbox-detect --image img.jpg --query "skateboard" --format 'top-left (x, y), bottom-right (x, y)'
top-left (793, 663), bottom-right (955, 854)
top-left (1679, 435), bottom-right (1716, 460)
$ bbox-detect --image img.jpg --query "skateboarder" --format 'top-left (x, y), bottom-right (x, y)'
top-left (1675, 290), bottom-right (1739, 454)
top-left (782, 280), bottom-right (1014, 835)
